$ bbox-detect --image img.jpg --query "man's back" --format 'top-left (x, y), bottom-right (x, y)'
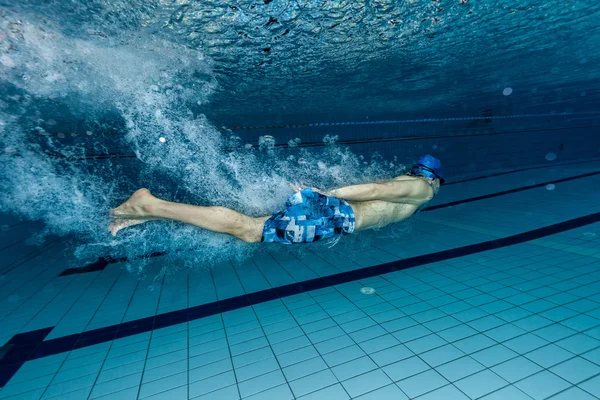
top-left (346, 175), bottom-right (435, 231)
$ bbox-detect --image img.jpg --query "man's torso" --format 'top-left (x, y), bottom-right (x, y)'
top-left (349, 175), bottom-right (433, 231)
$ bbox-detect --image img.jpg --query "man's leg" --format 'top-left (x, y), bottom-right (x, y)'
top-left (109, 189), bottom-right (270, 242)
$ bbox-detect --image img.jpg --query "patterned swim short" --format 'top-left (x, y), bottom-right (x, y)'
top-left (261, 188), bottom-right (356, 244)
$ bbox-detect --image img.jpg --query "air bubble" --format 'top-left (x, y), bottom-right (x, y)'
top-left (57, 133), bottom-right (66, 138)
top-left (86, 131), bottom-right (93, 135)
top-left (503, 87), bottom-right (513, 96)
top-left (0, 55), bottom-right (15, 68)
top-left (545, 152), bottom-right (557, 161)
top-left (159, 137), bottom-right (166, 143)
top-left (360, 287), bottom-right (376, 295)
top-left (546, 184), bottom-right (555, 190)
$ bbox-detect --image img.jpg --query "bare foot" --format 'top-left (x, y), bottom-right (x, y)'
top-left (108, 188), bottom-right (161, 236)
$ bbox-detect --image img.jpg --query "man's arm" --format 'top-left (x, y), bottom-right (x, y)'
top-left (325, 183), bottom-right (379, 201)
top-left (327, 179), bottom-right (431, 203)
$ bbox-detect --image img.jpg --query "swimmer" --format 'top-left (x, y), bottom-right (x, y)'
top-left (109, 155), bottom-right (444, 244)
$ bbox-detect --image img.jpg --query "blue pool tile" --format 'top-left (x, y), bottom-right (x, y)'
top-left (547, 386), bottom-right (597, 400)
top-left (244, 383), bottom-right (293, 400)
top-left (381, 316), bottom-right (418, 333)
top-left (235, 357), bottom-right (280, 382)
top-left (467, 315), bottom-right (505, 332)
top-left (300, 318), bottom-right (335, 334)
top-left (340, 317), bottom-right (377, 334)
top-left (541, 307), bottom-right (579, 322)
top-left (479, 301), bottom-right (513, 314)
top-left (331, 356), bottom-right (378, 381)
top-left (454, 307), bottom-right (490, 323)
top-left (283, 356), bottom-right (327, 382)
top-left (229, 336), bottom-right (269, 357)
top-left (298, 384), bottom-right (348, 400)
top-left (479, 385), bottom-right (532, 400)
top-left (238, 370), bottom-right (286, 398)
top-left (306, 326), bottom-right (345, 344)
top-left (437, 325), bottom-right (478, 342)
top-left (435, 356), bottom-right (485, 382)
top-left (549, 356), bottom-right (600, 384)
top-left (471, 344), bottom-right (518, 367)
top-left (370, 344), bottom-right (414, 367)
top-left (404, 334), bottom-right (447, 354)
top-left (189, 358), bottom-right (233, 382)
top-left (381, 356), bottom-right (429, 382)
top-left (505, 293), bottom-right (537, 306)
top-left (484, 324), bottom-right (527, 342)
top-left (561, 315), bottom-right (600, 332)
top-left (579, 374), bottom-right (600, 397)
top-left (556, 333), bottom-right (600, 355)
top-left (266, 327), bottom-right (304, 345)
top-left (89, 372), bottom-right (142, 399)
top-left (314, 335), bottom-right (354, 355)
top-left (521, 299), bottom-right (556, 313)
top-left (454, 370), bottom-right (508, 399)
top-left (358, 334), bottom-right (400, 354)
top-left (272, 335), bottom-right (311, 355)
top-left (565, 299), bottom-right (600, 313)
top-left (397, 369), bottom-right (448, 398)
top-left (277, 346), bottom-right (320, 368)
top-left (453, 334), bottom-right (496, 354)
top-left (512, 315), bottom-right (554, 332)
top-left (503, 333), bottom-right (549, 354)
top-left (353, 384), bottom-right (407, 400)
top-left (288, 369), bottom-right (338, 398)
top-left (191, 385), bottom-right (238, 400)
top-left (496, 307), bottom-right (532, 322)
top-left (371, 309), bottom-right (405, 324)
top-left (423, 316), bottom-right (461, 333)
top-left (341, 369), bottom-right (392, 398)
top-left (417, 384), bottom-right (469, 400)
top-left (142, 360), bottom-right (187, 384)
top-left (514, 371), bottom-right (570, 400)
top-left (585, 325), bottom-right (600, 340)
top-left (490, 356), bottom-right (542, 383)
top-left (349, 325), bottom-right (386, 343)
top-left (525, 344), bottom-right (575, 368)
top-left (582, 347), bottom-right (600, 365)
top-left (532, 323), bottom-right (577, 342)
top-left (392, 325), bottom-right (433, 343)
top-left (420, 344), bottom-right (465, 367)
top-left (232, 346), bottom-right (274, 369)
top-left (138, 372), bottom-right (187, 399)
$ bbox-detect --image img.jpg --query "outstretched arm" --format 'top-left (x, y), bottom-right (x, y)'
top-left (327, 179), bottom-right (432, 203)
top-left (325, 183), bottom-right (379, 201)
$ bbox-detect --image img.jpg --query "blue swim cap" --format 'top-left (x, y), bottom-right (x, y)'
top-left (410, 155), bottom-right (445, 184)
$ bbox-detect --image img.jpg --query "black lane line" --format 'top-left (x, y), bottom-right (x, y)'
top-left (445, 158), bottom-right (600, 185)
top-left (427, 170), bottom-right (600, 211)
top-left (59, 168), bottom-right (600, 277)
top-left (2, 211), bottom-right (600, 387)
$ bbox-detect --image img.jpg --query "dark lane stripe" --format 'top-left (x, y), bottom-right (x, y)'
top-left (2, 211), bottom-right (599, 387)
top-left (427, 170), bottom-right (600, 210)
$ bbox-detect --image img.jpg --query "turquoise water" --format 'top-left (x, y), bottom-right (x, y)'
top-left (1, 3), bottom-right (600, 398)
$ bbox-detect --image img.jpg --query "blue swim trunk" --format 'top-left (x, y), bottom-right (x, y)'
top-left (261, 188), bottom-right (356, 244)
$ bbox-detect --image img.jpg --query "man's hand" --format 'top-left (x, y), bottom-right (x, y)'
top-left (290, 183), bottom-right (326, 195)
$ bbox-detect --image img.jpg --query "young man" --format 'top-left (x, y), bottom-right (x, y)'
top-left (109, 155), bottom-right (444, 244)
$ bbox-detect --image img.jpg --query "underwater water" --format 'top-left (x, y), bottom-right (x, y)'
top-left (1, 0), bottom-right (600, 279)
